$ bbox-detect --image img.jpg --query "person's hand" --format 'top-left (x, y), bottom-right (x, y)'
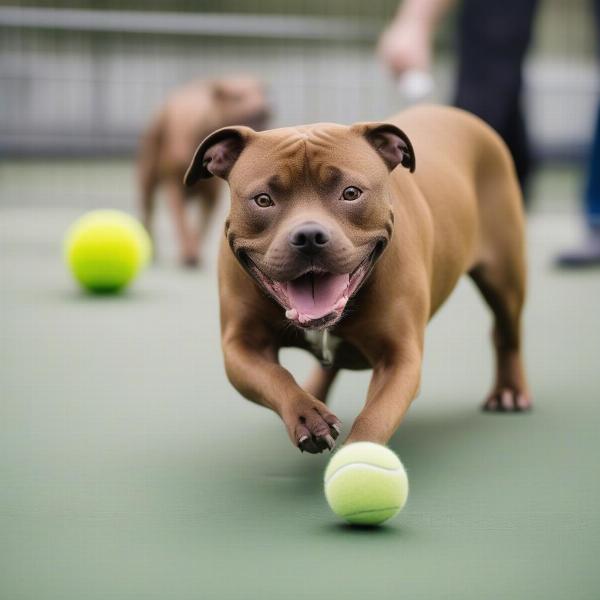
top-left (377, 17), bottom-right (433, 77)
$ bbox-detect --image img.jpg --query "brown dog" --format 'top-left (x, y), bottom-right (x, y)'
top-left (184, 105), bottom-right (531, 454)
top-left (138, 76), bottom-right (269, 266)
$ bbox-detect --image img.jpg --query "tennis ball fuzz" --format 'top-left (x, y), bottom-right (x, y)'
top-left (324, 442), bottom-right (409, 525)
top-left (64, 210), bottom-right (151, 293)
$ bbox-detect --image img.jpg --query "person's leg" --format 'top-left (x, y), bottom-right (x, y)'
top-left (555, 0), bottom-right (600, 267)
top-left (585, 102), bottom-right (600, 227)
top-left (556, 102), bottom-right (600, 267)
top-left (504, 99), bottom-right (533, 197)
top-left (585, 0), bottom-right (600, 229)
top-left (455, 0), bottom-right (539, 198)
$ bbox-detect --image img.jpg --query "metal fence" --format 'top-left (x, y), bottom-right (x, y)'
top-left (1, 2), bottom-right (598, 159)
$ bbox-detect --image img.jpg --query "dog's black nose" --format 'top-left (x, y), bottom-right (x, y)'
top-left (289, 223), bottom-right (331, 255)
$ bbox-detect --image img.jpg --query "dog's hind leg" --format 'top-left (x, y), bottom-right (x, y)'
top-left (470, 156), bottom-right (531, 412)
top-left (303, 365), bottom-right (339, 404)
top-left (137, 112), bottom-right (164, 241)
top-left (195, 178), bottom-right (221, 266)
top-left (470, 261), bottom-right (531, 411)
top-left (166, 182), bottom-right (198, 267)
top-left (139, 173), bottom-right (157, 249)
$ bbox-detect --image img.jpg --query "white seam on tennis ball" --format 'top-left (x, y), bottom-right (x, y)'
top-left (324, 462), bottom-right (405, 485)
top-left (345, 506), bottom-right (400, 518)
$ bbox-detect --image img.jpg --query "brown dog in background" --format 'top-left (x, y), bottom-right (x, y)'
top-left (184, 105), bottom-right (531, 454)
top-left (138, 76), bottom-right (269, 266)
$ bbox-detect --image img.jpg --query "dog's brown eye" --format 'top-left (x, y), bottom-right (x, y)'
top-left (342, 186), bottom-right (362, 201)
top-left (254, 193), bottom-right (273, 208)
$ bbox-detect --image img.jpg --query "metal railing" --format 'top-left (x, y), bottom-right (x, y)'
top-left (0, 7), bottom-right (380, 41)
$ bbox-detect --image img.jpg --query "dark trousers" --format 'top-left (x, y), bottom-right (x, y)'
top-left (586, 0), bottom-right (600, 226)
top-left (454, 0), bottom-right (539, 197)
top-left (585, 103), bottom-right (600, 226)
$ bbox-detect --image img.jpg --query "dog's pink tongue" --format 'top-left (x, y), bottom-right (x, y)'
top-left (286, 273), bottom-right (350, 320)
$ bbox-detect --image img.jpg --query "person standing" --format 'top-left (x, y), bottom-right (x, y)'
top-left (379, 0), bottom-right (600, 264)
top-left (378, 0), bottom-right (540, 199)
top-left (556, 0), bottom-right (600, 267)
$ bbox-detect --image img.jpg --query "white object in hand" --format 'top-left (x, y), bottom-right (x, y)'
top-left (397, 69), bottom-right (434, 102)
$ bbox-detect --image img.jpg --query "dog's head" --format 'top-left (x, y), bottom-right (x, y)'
top-left (185, 122), bottom-right (415, 329)
top-left (212, 76), bottom-right (270, 131)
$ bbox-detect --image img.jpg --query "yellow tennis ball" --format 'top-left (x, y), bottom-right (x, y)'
top-left (64, 210), bottom-right (152, 293)
top-left (324, 442), bottom-right (409, 526)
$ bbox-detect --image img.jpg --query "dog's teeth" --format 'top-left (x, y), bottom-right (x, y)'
top-left (285, 308), bottom-right (298, 320)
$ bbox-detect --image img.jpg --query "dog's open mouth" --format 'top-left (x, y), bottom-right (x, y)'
top-left (241, 245), bottom-right (382, 328)
top-left (285, 271), bottom-right (349, 323)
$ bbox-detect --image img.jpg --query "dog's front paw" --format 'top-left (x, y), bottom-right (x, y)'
top-left (483, 387), bottom-right (532, 412)
top-left (282, 397), bottom-right (342, 454)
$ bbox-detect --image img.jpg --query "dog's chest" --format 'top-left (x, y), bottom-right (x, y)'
top-left (303, 329), bottom-right (342, 367)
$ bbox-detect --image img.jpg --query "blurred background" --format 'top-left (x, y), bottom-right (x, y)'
top-left (1, 0), bottom-right (597, 157)
top-left (1, 1), bottom-right (598, 244)
top-left (2, 2), bottom-right (600, 600)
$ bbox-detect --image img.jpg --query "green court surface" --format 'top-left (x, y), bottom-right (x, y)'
top-left (1, 161), bottom-right (599, 599)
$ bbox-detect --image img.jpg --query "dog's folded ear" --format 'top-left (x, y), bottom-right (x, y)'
top-left (353, 122), bottom-right (415, 173)
top-left (184, 126), bottom-right (255, 186)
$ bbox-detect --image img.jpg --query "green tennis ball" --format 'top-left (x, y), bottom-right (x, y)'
top-left (64, 210), bottom-right (152, 293)
top-left (324, 442), bottom-right (409, 526)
